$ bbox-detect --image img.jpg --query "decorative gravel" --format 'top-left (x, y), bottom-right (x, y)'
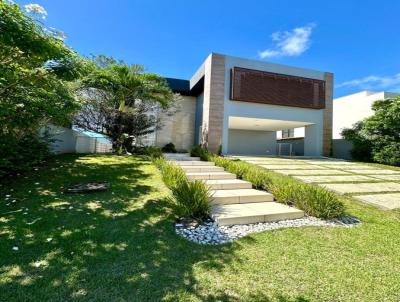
top-left (175, 216), bottom-right (361, 245)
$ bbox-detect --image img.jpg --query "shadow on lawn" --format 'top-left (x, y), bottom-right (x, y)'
top-left (0, 155), bottom-right (232, 301)
top-left (0, 154), bottom-right (310, 301)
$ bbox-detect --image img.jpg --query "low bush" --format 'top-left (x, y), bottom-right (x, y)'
top-left (144, 146), bottom-right (163, 158)
top-left (190, 145), bottom-right (210, 161)
top-left (210, 156), bottom-right (345, 219)
top-left (170, 179), bottom-right (210, 219)
top-left (0, 133), bottom-right (51, 178)
top-left (161, 143), bottom-right (177, 153)
top-left (153, 158), bottom-right (210, 220)
top-left (131, 146), bottom-right (163, 158)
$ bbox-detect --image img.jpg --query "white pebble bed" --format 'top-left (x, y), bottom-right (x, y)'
top-left (175, 216), bottom-right (361, 245)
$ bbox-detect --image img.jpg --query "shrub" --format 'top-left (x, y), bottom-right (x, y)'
top-left (372, 143), bottom-right (400, 166)
top-left (190, 145), bottom-right (210, 161)
top-left (0, 133), bottom-right (51, 178)
top-left (144, 146), bottom-right (163, 158)
top-left (153, 157), bottom-right (210, 220)
top-left (296, 185), bottom-right (345, 219)
top-left (244, 168), bottom-right (272, 190)
top-left (341, 122), bottom-right (373, 162)
top-left (342, 97), bottom-right (400, 166)
top-left (131, 146), bottom-right (163, 158)
top-left (161, 142), bottom-right (177, 153)
top-left (210, 156), bottom-right (345, 219)
top-left (170, 180), bottom-right (210, 219)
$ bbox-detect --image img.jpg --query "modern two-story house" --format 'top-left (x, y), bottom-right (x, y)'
top-left (153, 53), bottom-right (333, 157)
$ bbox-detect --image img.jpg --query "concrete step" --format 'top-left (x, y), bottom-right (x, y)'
top-left (180, 165), bottom-right (224, 172)
top-left (174, 161), bottom-right (215, 166)
top-left (171, 157), bottom-right (201, 161)
top-left (210, 188), bottom-right (273, 205)
top-left (186, 172), bottom-right (236, 180)
top-left (212, 202), bottom-right (304, 225)
top-left (205, 179), bottom-right (252, 190)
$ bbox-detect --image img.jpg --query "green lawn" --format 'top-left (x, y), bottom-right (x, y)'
top-left (1, 155), bottom-right (400, 301)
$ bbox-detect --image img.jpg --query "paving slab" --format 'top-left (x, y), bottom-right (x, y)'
top-left (210, 189), bottom-right (273, 204)
top-left (205, 179), bottom-right (252, 190)
top-left (273, 169), bottom-right (350, 175)
top-left (174, 161), bottom-right (215, 166)
top-left (246, 160), bottom-right (302, 165)
top-left (294, 175), bottom-right (376, 183)
top-left (317, 164), bottom-right (374, 170)
top-left (186, 172), bottom-right (236, 180)
top-left (320, 182), bottom-right (400, 194)
top-left (261, 165), bottom-right (324, 170)
top-left (353, 193), bottom-right (400, 210)
top-left (212, 202), bottom-right (304, 225)
top-left (345, 169), bottom-right (400, 175)
top-left (371, 174), bottom-right (400, 181)
top-left (180, 165), bottom-right (224, 172)
top-left (304, 161), bottom-right (356, 165)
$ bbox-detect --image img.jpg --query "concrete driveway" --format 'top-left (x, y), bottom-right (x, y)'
top-left (232, 156), bottom-right (400, 210)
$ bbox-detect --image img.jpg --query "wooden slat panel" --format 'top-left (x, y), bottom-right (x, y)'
top-left (230, 67), bottom-right (326, 109)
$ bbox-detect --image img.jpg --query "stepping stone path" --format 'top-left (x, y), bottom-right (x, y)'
top-left (293, 175), bottom-right (376, 183)
top-left (344, 169), bottom-right (400, 175)
top-left (353, 193), bottom-right (400, 210)
top-left (165, 154), bottom-right (304, 225)
top-left (274, 169), bottom-right (350, 176)
top-left (320, 182), bottom-right (400, 194)
top-left (233, 156), bottom-right (400, 210)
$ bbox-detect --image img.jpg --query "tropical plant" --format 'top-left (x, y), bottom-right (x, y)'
top-left (342, 97), bottom-right (400, 166)
top-left (74, 56), bottom-right (178, 154)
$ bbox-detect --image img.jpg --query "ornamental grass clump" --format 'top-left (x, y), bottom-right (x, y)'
top-left (190, 145), bottom-right (211, 161)
top-left (210, 156), bottom-right (345, 219)
top-left (153, 157), bottom-right (210, 220)
top-left (170, 179), bottom-right (210, 219)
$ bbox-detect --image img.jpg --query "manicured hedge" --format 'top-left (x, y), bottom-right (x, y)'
top-left (210, 155), bottom-right (345, 219)
top-left (153, 157), bottom-right (210, 220)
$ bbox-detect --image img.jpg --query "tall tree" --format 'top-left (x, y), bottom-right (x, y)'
top-left (74, 56), bottom-right (178, 154)
top-left (0, 1), bottom-right (83, 176)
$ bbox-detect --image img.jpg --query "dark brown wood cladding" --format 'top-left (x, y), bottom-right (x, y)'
top-left (230, 67), bottom-right (326, 109)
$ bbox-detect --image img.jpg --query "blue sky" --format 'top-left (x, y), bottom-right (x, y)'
top-left (17, 0), bottom-right (400, 97)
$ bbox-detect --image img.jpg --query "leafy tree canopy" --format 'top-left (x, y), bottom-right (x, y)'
top-left (74, 55), bottom-right (178, 154)
top-left (342, 96), bottom-right (400, 166)
top-left (0, 1), bottom-right (84, 137)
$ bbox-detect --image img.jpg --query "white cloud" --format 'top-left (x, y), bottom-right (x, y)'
top-left (259, 24), bottom-right (315, 59)
top-left (337, 73), bottom-right (400, 91)
top-left (24, 3), bottom-right (48, 20)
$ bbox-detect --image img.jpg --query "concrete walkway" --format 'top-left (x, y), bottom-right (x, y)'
top-left (232, 156), bottom-right (400, 210)
top-left (166, 154), bottom-right (304, 225)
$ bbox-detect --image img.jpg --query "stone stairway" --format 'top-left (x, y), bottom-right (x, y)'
top-left (165, 154), bottom-right (304, 226)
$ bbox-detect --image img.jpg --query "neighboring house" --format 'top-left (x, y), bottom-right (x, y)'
top-left (151, 53), bottom-right (333, 156)
top-left (45, 126), bottom-right (112, 154)
top-left (333, 90), bottom-right (399, 139)
top-left (331, 90), bottom-right (399, 159)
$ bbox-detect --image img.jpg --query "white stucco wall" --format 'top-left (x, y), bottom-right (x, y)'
top-left (41, 125), bottom-right (76, 154)
top-left (221, 55), bottom-right (326, 156)
top-left (155, 96), bottom-right (196, 151)
top-left (333, 91), bottom-right (399, 139)
top-left (228, 129), bottom-right (277, 155)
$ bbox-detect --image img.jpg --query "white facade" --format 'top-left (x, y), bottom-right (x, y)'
top-left (333, 91), bottom-right (399, 139)
top-left (220, 55), bottom-right (328, 156)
